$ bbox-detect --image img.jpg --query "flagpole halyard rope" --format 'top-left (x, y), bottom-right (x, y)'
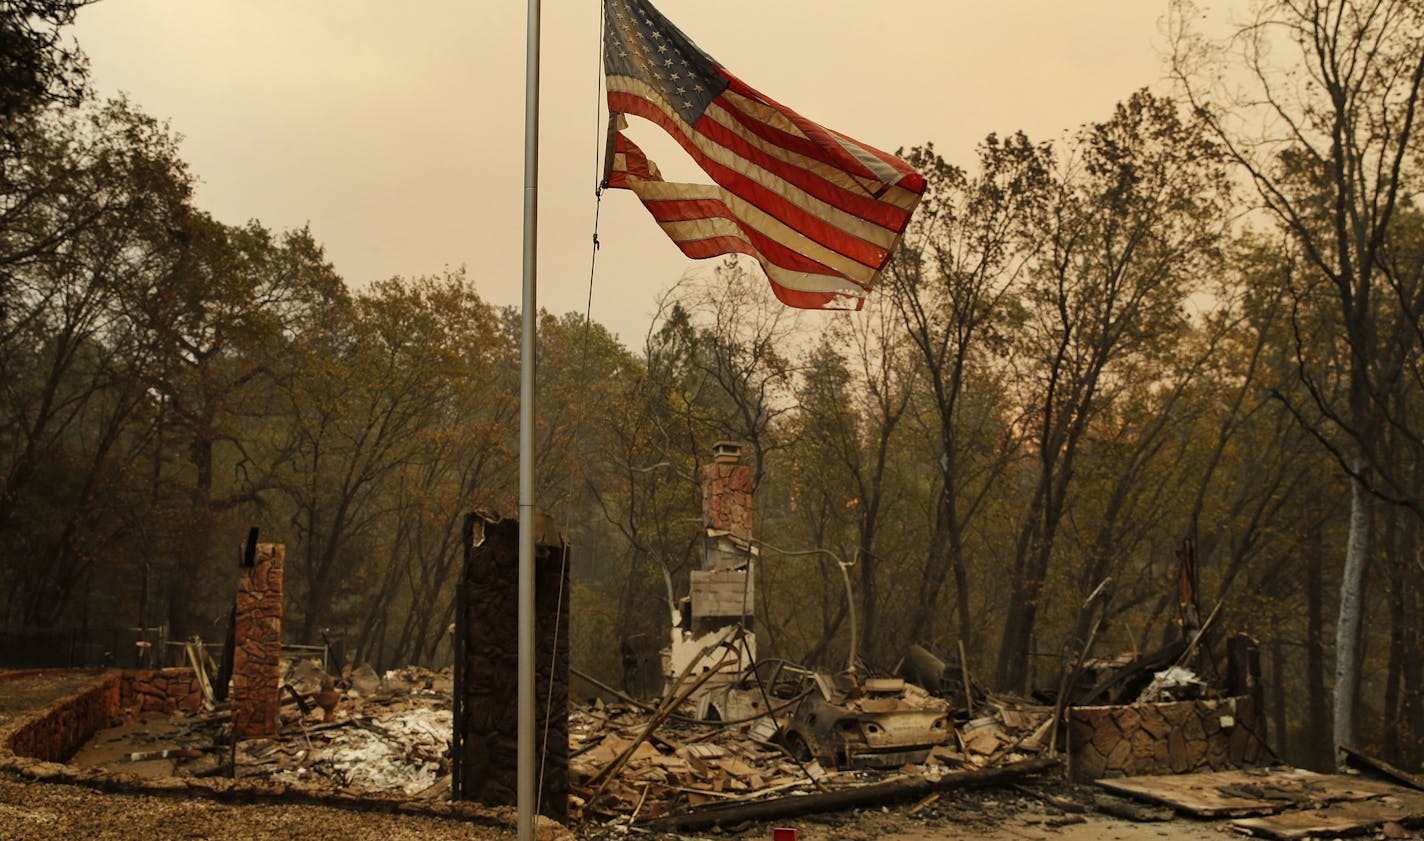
top-left (582, 0), bottom-right (607, 361)
top-left (534, 0), bottom-right (608, 821)
top-left (583, 191), bottom-right (602, 359)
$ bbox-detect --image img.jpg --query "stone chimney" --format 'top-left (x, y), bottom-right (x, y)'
top-left (232, 543), bottom-right (284, 740)
top-left (667, 443), bottom-right (759, 686)
top-left (701, 441), bottom-right (752, 542)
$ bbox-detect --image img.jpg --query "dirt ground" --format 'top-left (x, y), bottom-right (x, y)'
top-left (0, 770), bottom-right (523, 841)
top-left (0, 670), bottom-right (106, 718)
top-left (68, 712), bottom-right (205, 778)
top-left (588, 788), bottom-right (1235, 841)
top-left (0, 772), bottom-right (1240, 841)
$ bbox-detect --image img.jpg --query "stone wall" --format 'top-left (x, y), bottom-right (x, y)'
top-left (455, 513), bottom-right (569, 822)
top-left (4, 668), bottom-right (202, 763)
top-left (5, 673), bottom-right (119, 763)
top-left (232, 542), bottom-right (283, 740)
top-left (1067, 695), bottom-right (1265, 781)
top-left (701, 456), bottom-right (752, 542)
top-left (120, 668), bottom-right (204, 715)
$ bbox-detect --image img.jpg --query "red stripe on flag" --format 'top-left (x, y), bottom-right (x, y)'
top-left (655, 220), bottom-right (856, 309)
top-left (643, 197), bottom-right (848, 277)
top-left (722, 74), bottom-right (886, 183)
top-left (695, 113), bottom-right (910, 231)
top-left (827, 126), bottom-right (927, 193)
top-left (767, 282), bottom-right (860, 311)
top-left (713, 87), bottom-right (850, 172)
top-left (676, 234), bottom-right (756, 260)
top-left (608, 91), bottom-right (888, 269)
top-left (696, 154), bottom-right (887, 268)
top-left (610, 146), bottom-right (868, 311)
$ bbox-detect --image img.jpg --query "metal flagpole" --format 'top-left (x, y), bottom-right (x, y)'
top-left (517, 0), bottom-right (541, 837)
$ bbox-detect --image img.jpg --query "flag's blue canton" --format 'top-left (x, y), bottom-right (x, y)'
top-left (604, 0), bottom-right (729, 126)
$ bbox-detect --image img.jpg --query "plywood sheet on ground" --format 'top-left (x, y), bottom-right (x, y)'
top-left (1229, 790), bottom-right (1424, 839)
top-left (1095, 767), bottom-right (1405, 817)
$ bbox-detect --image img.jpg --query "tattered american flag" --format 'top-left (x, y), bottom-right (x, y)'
top-left (602, 0), bottom-right (925, 310)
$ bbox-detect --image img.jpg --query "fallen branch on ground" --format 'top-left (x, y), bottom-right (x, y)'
top-left (640, 756), bottom-right (1060, 832)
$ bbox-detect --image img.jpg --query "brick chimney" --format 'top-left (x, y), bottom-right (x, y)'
top-left (701, 441), bottom-right (752, 543)
top-left (673, 443), bottom-right (759, 680)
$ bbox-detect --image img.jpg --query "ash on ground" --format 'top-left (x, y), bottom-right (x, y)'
top-left (69, 663), bottom-right (456, 799)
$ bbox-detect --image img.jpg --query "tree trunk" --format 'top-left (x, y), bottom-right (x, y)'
top-left (1399, 435), bottom-right (1424, 763)
top-left (1332, 463), bottom-right (1372, 766)
top-left (168, 434), bottom-right (215, 643)
top-left (858, 535), bottom-right (878, 660)
top-left (950, 510), bottom-right (972, 652)
top-left (999, 474), bottom-right (1065, 694)
top-left (1306, 515), bottom-right (1330, 771)
top-left (996, 516), bottom-right (1041, 693)
top-left (1404, 576), bottom-right (1424, 766)
top-left (1384, 502), bottom-right (1404, 762)
top-left (1270, 636), bottom-right (1287, 763)
top-left (908, 432), bottom-right (974, 657)
top-left (909, 448), bottom-right (956, 648)
top-left (353, 555), bottom-right (403, 666)
top-left (996, 542), bottom-right (1055, 694)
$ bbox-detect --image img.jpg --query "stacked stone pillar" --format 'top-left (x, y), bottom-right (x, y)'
top-left (702, 444), bottom-right (752, 534)
top-left (232, 543), bottom-right (283, 740)
top-left (453, 512), bottom-right (569, 821)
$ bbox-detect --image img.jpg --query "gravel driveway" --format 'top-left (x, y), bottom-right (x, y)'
top-left (0, 772), bottom-right (517, 841)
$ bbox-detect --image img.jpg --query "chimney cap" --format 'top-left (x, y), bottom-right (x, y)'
top-left (711, 441), bottom-right (743, 464)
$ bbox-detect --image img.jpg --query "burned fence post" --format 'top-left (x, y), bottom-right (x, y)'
top-left (1226, 635), bottom-right (1262, 707)
top-left (215, 527), bottom-right (258, 703)
top-left (231, 540), bottom-right (284, 740)
top-left (453, 511), bottom-right (569, 821)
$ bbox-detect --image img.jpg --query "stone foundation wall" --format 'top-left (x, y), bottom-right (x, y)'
top-left (4, 668), bottom-right (206, 763)
top-left (1067, 695), bottom-right (1265, 781)
top-left (120, 668), bottom-right (204, 714)
top-left (5, 673), bottom-right (120, 763)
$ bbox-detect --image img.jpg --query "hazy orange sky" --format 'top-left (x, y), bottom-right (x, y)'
top-left (74, 1), bottom-right (1184, 344)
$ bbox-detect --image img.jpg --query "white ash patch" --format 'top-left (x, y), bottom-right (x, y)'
top-left (275, 707), bottom-right (451, 795)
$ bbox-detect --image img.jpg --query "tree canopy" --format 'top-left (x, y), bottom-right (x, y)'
top-left (3, 0), bottom-right (1423, 772)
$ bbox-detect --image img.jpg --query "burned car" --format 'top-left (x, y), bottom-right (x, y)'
top-left (701, 660), bottom-right (951, 770)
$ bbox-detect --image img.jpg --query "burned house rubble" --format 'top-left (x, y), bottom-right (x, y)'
top-left (67, 663), bottom-right (458, 796)
top-left (560, 631), bottom-right (1423, 837)
top-left (9, 633), bottom-right (1423, 840)
top-left (555, 443), bottom-right (1331, 833)
top-left (3, 449), bottom-right (1422, 840)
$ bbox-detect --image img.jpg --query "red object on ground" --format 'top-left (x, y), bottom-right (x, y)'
top-left (773, 830), bottom-right (797, 841)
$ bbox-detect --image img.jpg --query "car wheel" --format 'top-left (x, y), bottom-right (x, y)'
top-left (784, 731), bottom-right (812, 763)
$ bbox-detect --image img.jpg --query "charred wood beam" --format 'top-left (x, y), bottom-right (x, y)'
top-left (900, 644), bottom-right (985, 709)
top-left (214, 528), bottom-right (258, 703)
top-left (1073, 639), bottom-right (1187, 706)
top-left (1340, 744), bottom-right (1424, 791)
top-left (640, 757), bottom-right (1060, 832)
